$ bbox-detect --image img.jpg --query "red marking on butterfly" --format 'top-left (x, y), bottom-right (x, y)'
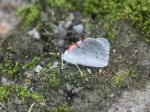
top-left (68, 42), bottom-right (80, 52)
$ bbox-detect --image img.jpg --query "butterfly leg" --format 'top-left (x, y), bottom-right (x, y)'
top-left (61, 56), bottom-right (64, 69)
top-left (75, 63), bottom-right (82, 75)
top-left (72, 57), bottom-right (82, 75)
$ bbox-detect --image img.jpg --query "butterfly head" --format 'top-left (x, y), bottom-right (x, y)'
top-left (61, 50), bottom-right (73, 64)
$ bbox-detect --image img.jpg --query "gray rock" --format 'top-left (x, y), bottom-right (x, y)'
top-left (34, 65), bottom-right (42, 73)
top-left (50, 61), bottom-right (59, 69)
top-left (52, 61), bottom-right (59, 67)
top-left (28, 28), bottom-right (41, 40)
top-left (73, 24), bottom-right (84, 35)
top-left (108, 84), bottom-right (150, 112)
top-left (1, 77), bottom-right (8, 85)
top-left (87, 68), bottom-right (92, 74)
top-left (14, 97), bottom-right (22, 104)
top-left (64, 21), bottom-right (72, 29)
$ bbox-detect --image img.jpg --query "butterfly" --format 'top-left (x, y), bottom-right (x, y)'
top-left (61, 38), bottom-right (110, 74)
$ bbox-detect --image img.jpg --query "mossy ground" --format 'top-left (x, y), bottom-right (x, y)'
top-left (0, 0), bottom-right (150, 112)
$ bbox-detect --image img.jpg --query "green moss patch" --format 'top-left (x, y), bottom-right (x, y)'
top-left (18, 0), bottom-right (150, 43)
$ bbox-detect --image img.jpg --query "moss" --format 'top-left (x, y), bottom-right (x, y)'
top-left (103, 23), bottom-right (117, 42)
top-left (18, 3), bottom-right (41, 28)
top-left (0, 85), bottom-right (44, 103)
top-left (128, 31), bottom-right (137, 42)
top-left (30, 92), bottom-right (44, 102)
top-left (48, 73), bottom-right (60, 88)
top-left (38, 67), bottom-right (62, 89)
top-left (120, 0), bottom-right (150, 44)
top-left (2, 46), bottom-right (22, 77)
top-left (0, 85), bottom-right (11, 102)
top-left (22, 57), bottom-right (40, 69)
top-left (53, 52), bottom-right (60, 59)
top-left (112, 70), bottom-right (135, 88)
top-left (18, 0), bottom-right (150, 43)
top-left (47, 104), bottom-right (73, 112)
top-left (112, 72), bottom-right (123, 88)
top-left (2, 45), bottom-right (40, 77)
top-left (14, 85), bottom-right (31, 101)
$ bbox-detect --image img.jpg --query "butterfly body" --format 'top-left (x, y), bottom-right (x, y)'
top-left (62, 38), bottom-right (110, 67)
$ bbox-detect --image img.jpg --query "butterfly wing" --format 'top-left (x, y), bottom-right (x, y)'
top-left (62, 38), bottom-right (110, 67)
top-left (96, 38), bottom-right (110, 54)
top-left (76, 38), bottom-right (109, 67)
top-left (62, 44), bottom-right (80, 65)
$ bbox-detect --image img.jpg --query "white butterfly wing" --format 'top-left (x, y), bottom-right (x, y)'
top-left (62, 44), bottom-right (80, 65)
top-left (76, 38), bottom-right (109, 67)
top-left (62, 38), bottom-right (110, 67)
top-left (96, 38), bottom-right (110, 54)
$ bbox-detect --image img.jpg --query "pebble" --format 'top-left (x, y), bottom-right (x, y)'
top-left (23, 83), bottom-right (28, 87)
top-left (39, 102), bottom-right (47, 107)
top-left (113, 49), bottom-right (116, 53)
top-left (51, 23), bottom-right (66, 35)
top-left (64, 21), bottom-right (72, 29)
top-left (52, 61), bottom-right (59, 67)
top-left (30, 87), bottom-right (33, 91)
top-left (141, 60), bottom-right (149, 66)
top-left (124, 106), bottom-right (133, 112)
top-left (50, 61), bottom-right (59, 69)
top-left (14, 97), bottom-right (22, 104)
top-left (110, 93), bottom-right (114, 98)
top-left (34, 65), bottom-right (42, 73)
top-left (1, 77), bottom-right (8, 85)
top-left (73, 24), bottom-right (84, 35)
top-left (57, 39), bottom-right (65, 47)
top-left (87, 68), bottom-right (92, 74)
top-left (28, 28), bottom-right (40, 40)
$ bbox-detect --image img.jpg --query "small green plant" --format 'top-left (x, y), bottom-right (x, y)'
top-left (112, 70), bottom-right (135, 88)
top-left (0, 85), bottom-right (11, 102)
top-left (2, 45), bottom-right (41, 77)
top-left (112, 72), bottom-right (123, 88)
top-left (103, 23), bottom-right (117, 42)
top-left (2, 46), bottom-right (22, 76)
top-left (48, 104), bottom-right (73, 112)
top-left (48, 73), bottom-right (60, 88)
top-left (30, 92), bottom-right (44, 102)
top-left (18, 5), bottom-right (41, 28)
top-left (0, 85), bottom-right (44, 103)
top-left (3, 61), bottom-right (21, 76)
top-left (22, 57), bottom-right (40, 69)
top-left (14, 85), bottom-right (30, 101)
top-left (125, 70), bottom-right (135, 77)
